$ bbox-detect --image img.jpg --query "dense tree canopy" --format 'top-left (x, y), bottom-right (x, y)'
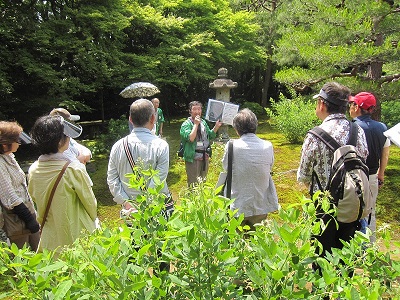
top-left (0, 0), bottom-right (399, 126)
top-left (273, 0), bottom-right (400, 101)
top-left (0, 0), bottom-right (265, 126)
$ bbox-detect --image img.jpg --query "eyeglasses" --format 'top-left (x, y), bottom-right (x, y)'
top-left (348, 102), bottom-right (357, 108)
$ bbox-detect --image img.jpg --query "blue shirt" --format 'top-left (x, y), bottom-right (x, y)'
top-left (353, 115), bottom-right (388, 174)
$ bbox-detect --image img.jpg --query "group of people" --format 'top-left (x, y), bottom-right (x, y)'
top-left (0, 109), bottom-right (97, 253)
top-left (1, 84), bottom-right (390, 262)
top-left (297, 82), bottom-right (389, 266)
top-left (179, 101), bottom-right (279, 229)
top-left (107, 98), bottom-right (279, 234)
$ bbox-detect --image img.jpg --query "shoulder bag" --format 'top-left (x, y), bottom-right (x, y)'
top-left (216, 139), bottom-right (234, 198)
top-left (123, 137), bottom-right (174, 219)
top-left (41, 160), bottom-right (71, 229)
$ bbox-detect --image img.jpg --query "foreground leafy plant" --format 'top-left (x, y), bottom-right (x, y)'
top-left (1, 175), bottom-right (399, 299)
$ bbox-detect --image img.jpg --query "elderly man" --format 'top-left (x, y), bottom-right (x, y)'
top-left (180, 101), bottom-right (222, 186)
top-left (151, 98), bottom-right (165, 137)
top-left (349, 92), bottom-right (390, 242)
top-left (107, 98), bottom-right (170, 213)
top-left (297, 82), bottom-right (369, 258)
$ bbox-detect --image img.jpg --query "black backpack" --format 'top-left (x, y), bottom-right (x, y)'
top-left (177, 141), bottom-right (184, 158)
top-left (309, 122), bottom-right (372, 223)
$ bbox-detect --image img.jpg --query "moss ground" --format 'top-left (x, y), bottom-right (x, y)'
top-left (89, 116), bottom-right (400, 239)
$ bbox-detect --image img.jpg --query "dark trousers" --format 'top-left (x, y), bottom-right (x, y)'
top-left (313, 215), bottom-right (360, 277)
top-left (315, 215), bottom-right (359, 255)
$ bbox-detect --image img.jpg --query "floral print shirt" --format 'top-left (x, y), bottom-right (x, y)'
top-left (297, 114), bottom-right (369, 194)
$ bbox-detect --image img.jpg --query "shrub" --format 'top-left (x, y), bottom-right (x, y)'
top-left (381, 100), bottom-right (400, 128)
top-left (1, 173), bottom-right (400, 299)
top-left (241, 101), bottom-right (266, 117)
top-left (266, 92), bottom-right (319, 144)
top-left (91, 116), bottom-right (129, 155)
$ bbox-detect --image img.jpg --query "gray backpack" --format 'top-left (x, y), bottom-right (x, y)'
top-left (309, 122), bottom-right (372, 223)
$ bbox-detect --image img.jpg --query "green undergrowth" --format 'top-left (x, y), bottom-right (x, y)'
top-left (90, 116), bottom-right (400, 231)
top-left (1, 172), bottom-right (399, 299)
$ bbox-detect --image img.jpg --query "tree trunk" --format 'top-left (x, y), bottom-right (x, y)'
top-left (261, 46), bottom-right (273, 107)
top-left (367, 34), bottom-right (383, 80)
top-left (99, 89), bottom-right (105, 124)
top-left (254, 66), bottom-right (261, 104)
top-left (367, 27), bottom-right (383, 121)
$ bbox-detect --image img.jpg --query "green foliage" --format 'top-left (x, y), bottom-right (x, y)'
top-left (91, 116), bottom-right (129, 155)
top-left (381, 100), bottom-right (400, 128)
top-left (57, 100), bottom-right (93, 114)
top-left (1, 173), bottom-right (400, 299)
top-left (273, 0), bottom-right (400, 97)
top-left (266, 93), bottom-right (319, 144)
top-left (376, 145), bottom-right (400, 224)
top-left (0, 0), bottom-right (265, 125)
top-left (240, 101), bottom-right (266, 116)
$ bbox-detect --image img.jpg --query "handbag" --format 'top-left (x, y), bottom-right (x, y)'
top-left (216, 140), bottom-right (234, 198)
top-left (1, 202), bottom-right (33, 238)
top-left (123, 137), bottom-right (174, 219)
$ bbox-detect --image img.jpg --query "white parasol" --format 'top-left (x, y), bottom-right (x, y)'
top-left (119, 82), bottom-right (160, 98)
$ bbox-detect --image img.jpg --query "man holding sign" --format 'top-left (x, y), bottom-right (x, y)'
top-left (180, 101), bottom-right (222, 186)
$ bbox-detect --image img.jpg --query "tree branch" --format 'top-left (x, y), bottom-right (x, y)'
top-left (379, 73), bottom-right (400, 85)
top-left (293, 72), bottom-right (400, 92)
top-left (293, 72), bottom-right (367, 92)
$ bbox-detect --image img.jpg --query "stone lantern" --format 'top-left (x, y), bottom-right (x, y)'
top-left (209, 68), bottom-right (238, 141)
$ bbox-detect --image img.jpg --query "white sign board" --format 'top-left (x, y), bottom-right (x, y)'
top-left (205, 99), bottom-right (239, 126)
top-left (384, 122), bottom-right (400, 147)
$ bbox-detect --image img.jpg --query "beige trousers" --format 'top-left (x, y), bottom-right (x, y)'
top-left (185, 159), bottom-right (209, 187)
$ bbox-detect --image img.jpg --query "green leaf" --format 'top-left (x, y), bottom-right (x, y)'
top-left (322, 269), bottom-right (338, 285)
top-left (28, 253), bottom-right (44, 268)
top-left (272, 270), bottom-right (284, 281)
top-left (178, 225), bottom-right (194, 233)
top-left (169, 274), bottom-right (189, 286)
top-left (278, 226), bottom-right (294, 243)
top-left (54, 280), bottom-right (73, 299)
top-left (132, 281), bottom-right (147, 291)
top-left (38, 261), bottom-right (66, 272)
top-left (138, 244), bottom-right (152, 257)
top-left (152, 275), bottom-right (162, 288)
top-left (187, 228), bottom-right (195, 246)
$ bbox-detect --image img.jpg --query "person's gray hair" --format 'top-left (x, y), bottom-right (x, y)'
top-left (130, 99), bottom-right (155, 127)
top-left (232, 108), bottom-right (258, 136)
top-left (188, 101), bottom-right (202, 112)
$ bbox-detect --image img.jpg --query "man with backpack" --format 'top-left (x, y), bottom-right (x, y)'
top-left (297, 82), bottom-right (369, 259)
top-left (349, 92), bottom-right (390, 242)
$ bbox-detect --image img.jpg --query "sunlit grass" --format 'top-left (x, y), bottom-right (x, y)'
top-left (89, 116), bottom-right (400, 232)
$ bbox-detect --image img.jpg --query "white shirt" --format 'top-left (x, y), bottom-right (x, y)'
top-left (63, 138), bottom-right (92, 162)
top-left (0, 154), bottom-right (32, 209)
top-left (107, 127), bottom-right (169, 204)
top-left (222, 134), bottom-right (279, 217)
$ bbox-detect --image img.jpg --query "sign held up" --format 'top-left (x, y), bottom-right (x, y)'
top-left (205, 99), bottom-right (239, 126)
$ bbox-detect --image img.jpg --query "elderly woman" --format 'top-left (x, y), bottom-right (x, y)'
top-left (28, 115), bottom-right (97, 252)
top-left (222, 108), bottom-right (279, 231)
top-left (0, 121), bottom-right (40, 250)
